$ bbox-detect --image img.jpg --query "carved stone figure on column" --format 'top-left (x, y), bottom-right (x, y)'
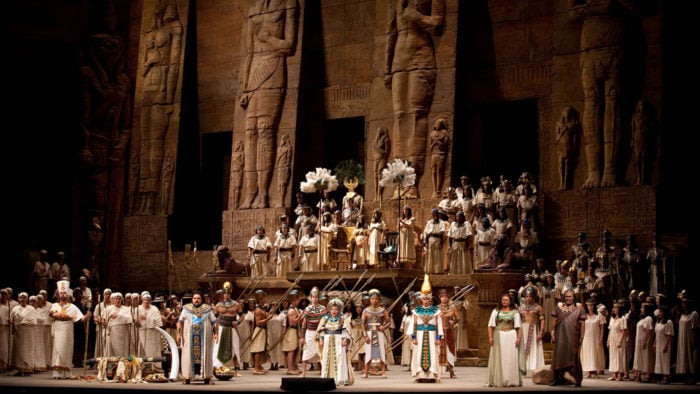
top-left (373, 126), bottom-right (391, 201)
top-left (275, 134), bottom-right (292, 208)
top-left (384, 0), bottom-right (445, 198)
top-left (231, 140), bottom-right (245, 209)
top-left (555, 106), bottom-right (581, 190)
top-left (134, 0), bottom-right (183, 215)
top-left (80, 29), bottom-right (133, 218)
top-left (239, 0), bottom-right (299, 209)
top-left (568, 0), bottom-right (640, 188)
top-left (630, 98), bottom-right (659, 186)
top-left (429, 118), bottom-right (450, 198)
top-left (79, 21), bottom-right (131, 286)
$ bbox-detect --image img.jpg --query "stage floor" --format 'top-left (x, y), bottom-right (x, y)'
top-left (0, 365), bottom-right (696, 393)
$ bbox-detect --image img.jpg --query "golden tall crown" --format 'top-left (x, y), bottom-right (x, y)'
top-left (420, 274), bottom-right (432, 296)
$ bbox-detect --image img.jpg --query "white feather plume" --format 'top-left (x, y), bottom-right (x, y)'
top-left (378, 158), bottom-right (416, 188)
top-left (300, 167), bottom-right (339, 193)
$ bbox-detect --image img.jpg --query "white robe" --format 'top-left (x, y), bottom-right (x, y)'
top-left (406, 305), bottom-right (444, 381)
top-left (137, 305), bottom-right (163, 360)
top-left (49, 302), bottom-right (84, 371)
top-left (105, 305), bottom-right (133, 356)
top-left (179, 304), bottom-right (217, 379)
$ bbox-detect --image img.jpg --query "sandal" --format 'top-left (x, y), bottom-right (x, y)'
top-left (362, 372), bottom-right (368, 378)
top-left (381, 372), bottom-right (387, 378)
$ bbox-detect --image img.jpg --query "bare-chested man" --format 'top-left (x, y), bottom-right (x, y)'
top-left (213, 282), bottom-right (242, 376)
top-left (518, 286), bottom-right (545, 375)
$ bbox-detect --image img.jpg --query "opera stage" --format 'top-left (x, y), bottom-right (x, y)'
top-left (0, 366), bottom-right (696, 394)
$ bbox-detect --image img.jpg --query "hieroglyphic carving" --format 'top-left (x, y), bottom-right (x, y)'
top-left (239, 0), bottom-right (299, 209)
top-left (123, 215), bottom-right (168, 254)
top-left (385, 0), bottom-right (445, 198)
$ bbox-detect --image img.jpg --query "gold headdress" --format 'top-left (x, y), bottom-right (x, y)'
top-left (222, 281), bottom-right (233, 294)
top-left (420, 274), bottom-right (432, 299)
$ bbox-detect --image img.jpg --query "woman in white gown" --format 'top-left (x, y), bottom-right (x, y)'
top-left (580, 299), bottom-right (606, 378)
top-left (486, 293), bottom-right (522, 387)
top-left (632, 300), bottom-right (655, 383)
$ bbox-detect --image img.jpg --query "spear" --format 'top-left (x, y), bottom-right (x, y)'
top-left (320, 274), bottom-right (341, 293)
top-left (238, 271), bottom-right (268, 303)
top-left (385, 276), bottom-right (419, 315)
top-left (349, 272), bottom-right (377, 303)
top-left (344, 269), bottom-right (368, 301)
top-left (451, 284), bottom-right (478, 303)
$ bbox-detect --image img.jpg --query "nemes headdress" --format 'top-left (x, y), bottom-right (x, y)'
top-left (420, 274), bottom-right (432, 299)
top-left (222, 281), bottom-right (233, 294)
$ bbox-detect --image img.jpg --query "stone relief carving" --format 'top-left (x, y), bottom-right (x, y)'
top-left (134, 0), bottom-right (184, 215)
top-left (372, 126), bottom-right (391, 201)
top-left (239, 0), bottom-right (299, 209)
top-left (384, 0), bottom-right (445, 198)
top-left (555, 106), bottom-right (581, 190)
top-left (630, 98), bottom-right (658, 186)
top-left (568, 0), bottom-right (640, 188)
top-left (275, 133), bottom-right (293, 208)
top-left (429, 117), bottom-right (450, 198)
top-left (231, 139), bottom-right (245, 209)
top-left (79, 29), bottom-right (132, 221)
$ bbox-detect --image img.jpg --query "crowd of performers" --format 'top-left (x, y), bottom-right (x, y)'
top-left (0, 273), bottom-right (477, 386)
top-left (482, 270), bottom-right (698, 388)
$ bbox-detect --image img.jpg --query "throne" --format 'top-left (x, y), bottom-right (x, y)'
top-left (377, 231), bottom-right (399, 268)
top-left (330, 226), bottom-right (354, 271)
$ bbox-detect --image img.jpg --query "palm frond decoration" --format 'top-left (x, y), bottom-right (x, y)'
top-left (334, 159), bottom-right (366, 185)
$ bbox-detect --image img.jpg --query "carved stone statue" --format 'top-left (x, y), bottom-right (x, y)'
top-left (275, 134), bottom-right (292, 208)
top-left (373, 126), bottom-right (391, 200)
top-left (630, 98), bottom-right (658, 185)
top-left (239, 0), bottom-right (299, 209)
top-left (568, 0), bottom-right (640, 188)
top-left (555, 106), bottom-right (581, 190)
top-left (384, 0), bottom-right (445, 198)
top-left (429, 118), bottom-right (450, 198)
top-left (133, 0), bottom-right (183, 215)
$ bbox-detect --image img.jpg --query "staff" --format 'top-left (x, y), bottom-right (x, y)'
top-left (82, 293), bottom-right (92, 375)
